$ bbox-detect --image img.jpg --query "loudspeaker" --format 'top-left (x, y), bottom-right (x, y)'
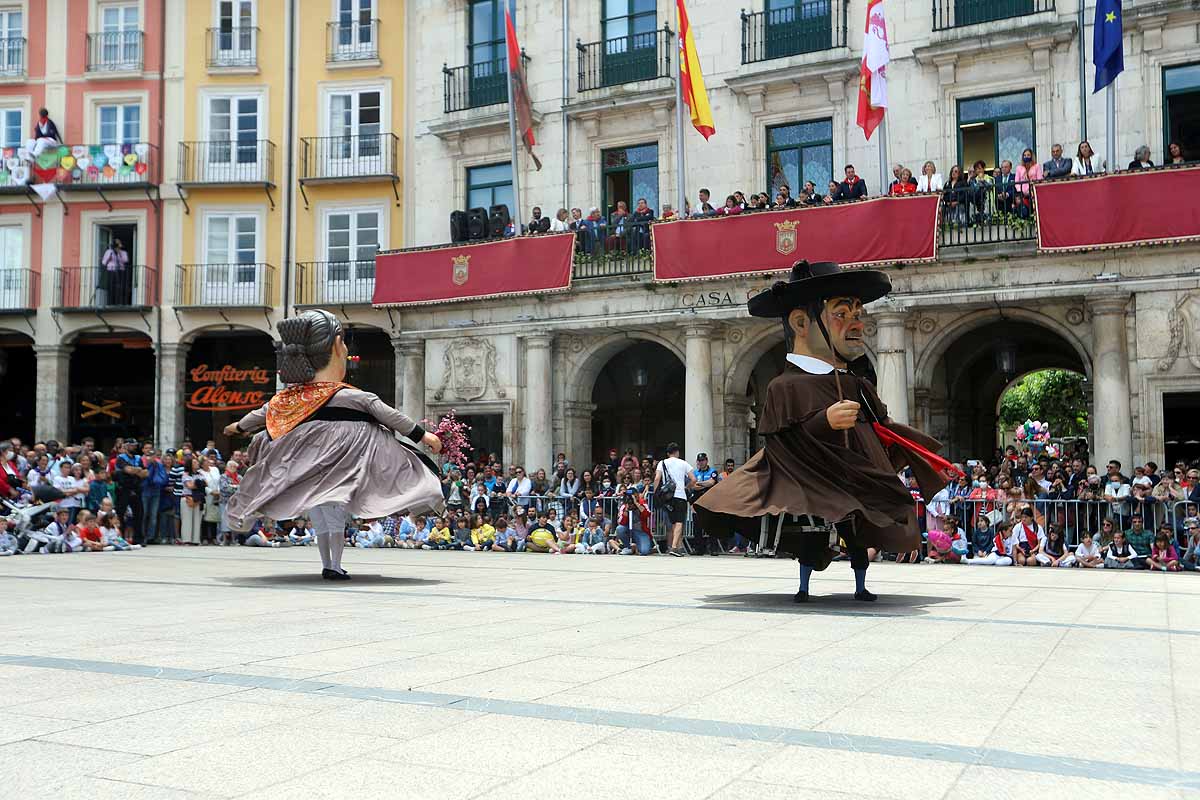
top-left (467, 207), bottom-right (488, 240)
top-left (488, 204), bottom-right (510, 238)
top-left (450, 210), bottom-right (469, 243)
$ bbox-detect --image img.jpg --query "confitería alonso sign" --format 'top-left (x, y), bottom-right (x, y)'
top-left (187, 364), bottom-right (273, 412)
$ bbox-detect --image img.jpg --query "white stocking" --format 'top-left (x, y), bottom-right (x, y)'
top-left (316, 533), bottom-right (332, 570)
top-left (328, 530), bottom-right (346, 573)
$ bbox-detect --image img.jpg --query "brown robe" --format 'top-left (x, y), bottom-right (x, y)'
top-left (696, 364), bottom-right (946, 555)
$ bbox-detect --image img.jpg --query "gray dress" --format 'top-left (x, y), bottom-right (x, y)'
top-left (225, 388), bottom-right (445, 528)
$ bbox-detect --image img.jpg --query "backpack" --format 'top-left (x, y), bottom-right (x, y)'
top-left (655, 462), bottom-right (676, 505)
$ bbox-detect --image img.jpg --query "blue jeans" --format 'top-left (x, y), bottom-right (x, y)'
top-left (141, 491), bottom-right (161, 542)
top-left (158, 496), bottom-right (178, 542)
top-left (616, 525), bottom-right (653, 555)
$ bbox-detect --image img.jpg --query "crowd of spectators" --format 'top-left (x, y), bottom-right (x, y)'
top-left (507, 141), bottom-right (1195, 258)
top-left (3, 433), bottom-right (1198, 573)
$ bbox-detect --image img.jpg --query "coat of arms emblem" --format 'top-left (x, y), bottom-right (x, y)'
top-left (452, 254), bottom-right (470, 286)
top-left (774, 219), bottom-right (798, 256)
top-left (434, 337), bottom-right (499, 401)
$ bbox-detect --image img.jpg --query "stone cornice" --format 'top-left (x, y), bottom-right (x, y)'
top-left (913, 20), bottom-right (1077, 69)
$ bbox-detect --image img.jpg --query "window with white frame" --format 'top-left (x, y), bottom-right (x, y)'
top-left (206, 95), bottom-right (261, 176)
top-left (97, 3), bottom-right (141, 69)
top-left (326, 88), bottom-right (382, 166)
top-left (215, 0), bottom-right (256, 66)
top-left (98, 103), bottom-right (141, 145)
top-left (0, 9), bottom-right (23, 74)
top-left (0, 106), bottom-right (22, 149)
top-left (323, 207), bottom-right (379, 298)
top-left (333, 0), bottom-right (376, 60)
top-left (203, 213), bottom-right (261, 304)
top-left (0, 224), bottom-right (27, 308)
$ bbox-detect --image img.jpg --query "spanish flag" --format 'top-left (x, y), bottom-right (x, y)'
top-left (676, 0), bottom-right (714, 140)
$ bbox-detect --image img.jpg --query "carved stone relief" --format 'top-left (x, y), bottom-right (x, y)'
top-left (434, 337), bottom-right (502, 401)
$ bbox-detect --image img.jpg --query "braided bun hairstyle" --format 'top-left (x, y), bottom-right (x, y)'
top-left (276, 309), bottom-right (344, 384)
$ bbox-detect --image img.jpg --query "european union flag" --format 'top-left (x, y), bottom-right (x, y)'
top-left (1093, 0), bottom-right (1124, 93)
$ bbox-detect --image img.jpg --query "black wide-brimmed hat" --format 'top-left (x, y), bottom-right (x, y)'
top-left (747, 260), bottom-right (891, 318)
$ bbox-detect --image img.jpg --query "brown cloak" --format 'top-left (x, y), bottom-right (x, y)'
top-left (695, 365), bottom-right (946, 554)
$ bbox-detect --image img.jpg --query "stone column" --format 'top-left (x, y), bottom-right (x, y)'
top-left (393, 339), bottom-right (426, 424)
top-left (523, 333), bottom-right (554, 471)
top-left (1090, 295), bottom-right (1133, 469)
top-left (873, 312), bottom-right (910, 426)
top-left (34, 344), bottom-right (72, 442)
top-left (684, 322), bottom-right (715, 462)
top-left (156, 342), bottom-right (189, 447)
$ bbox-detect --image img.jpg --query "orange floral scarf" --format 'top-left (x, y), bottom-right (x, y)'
top-left (265, 381), bottom-right (353, 439)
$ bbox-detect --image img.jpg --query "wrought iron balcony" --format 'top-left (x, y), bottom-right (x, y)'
top-left (443, 52), bottom-right (530, 113)
top-left (298, 133), bottom-right (399, 181)
top-left (0, 37), bottom-right (25, 77)
top-left (937, 181), bottom-right (1038, 247)
top-left (86, 30), bottom-right (144, 72)
top-left (175, 263), bottom-right (275, 308)
top-left (54, 264), bottom-right (157, 310)
top-left (0, 268), bottom-right (36, 311)
top-left (206, 26), bottom-right (259, 69)
top-left (932, 0), bottom-right (1055, 31)
top-left (295, 260), bottom-right (377, 306)
top-left (178, 140), bottom-right (275, 186)
top-left (327, 19), bottom-right (379, 63)
top-left (577, 26), bottom-right (672, 92)
top-left (740, 1), bottom-right (848, 65)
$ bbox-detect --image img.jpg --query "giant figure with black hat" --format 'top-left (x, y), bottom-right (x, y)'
top-left (695, 261), bottom-right (960, 601)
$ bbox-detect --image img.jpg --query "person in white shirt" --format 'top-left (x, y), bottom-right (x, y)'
top-left (1073, 531), bottom-right (1103, 568)
top-left (549, 208), bottom-right (571, 233)
top-left (1103, 530), bottom-right (1139, 569)
top-left (916, 161), bottom-right (944, 193)
top-left (1012, 507), bottom-right (1045, 567)
top-left (653, 443), bottom-right (695, 557)
top-left (51, 462), bottom-right (85, 524)
top-left (1070, 140), bottom-right (1106, 176)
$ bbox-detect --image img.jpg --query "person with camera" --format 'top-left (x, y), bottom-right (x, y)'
top-left (652, 443), bottom-right (695, 557)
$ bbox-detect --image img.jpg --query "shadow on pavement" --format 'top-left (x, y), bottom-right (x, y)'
top-left (699, 592), bottom-right (957, 616)
top-left (225, 574), bottom-right (444, 588)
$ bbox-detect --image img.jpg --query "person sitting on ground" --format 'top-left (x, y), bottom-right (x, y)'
top-left (1127, 145), bottom-right (1154, 171)
top-left (1072, 140), bottom-right (1106, 176)
top-left (354, 519), bottom-right (386, 548)
top-left (526, 512), bottom-right (559, 553)
top-left (1167, 141), bottom-right (1187, 165)
top-left (1012, 507), bottom-right (1044, 567)
top-left (492, 515), bottom-right (518, 552)
top-left (554, 514), bottom-right (578, 554)
top-left (1124, 514), bottom-right (1153, 568)
top-left (451, 517), bottom-right (473, 550)
top-left (1073, 530), bottom-right (1104, 568)
top-left (98, 511), bottom-right (135, 551)
top-left (289, 519), bottom-right (315, 546)
top-left (0, 518), bottom-right (17, 556)
top-left (410, 515), bottom-right (431, 549)
top-left (1181, 518), bottom-right (1200, 571)
top-left (925, 515), bottom-right (965, 563)
top-left (965, 520), bottom-right (1014, 566)
top-left (1103, 530), bottom-right (1139, 569)
top-left (1035, 524), bottom-right (1072, 567)
top-left (429, 517), bottom-right (451, 547)
top-left (1147, 531), bottom-right (1181, 572)
top-left (577, 516), bottom-right (606, 554)
top-left (508, 507), bottom-right (530, 552)
top-left (471, 513), bottom-right (496, 551)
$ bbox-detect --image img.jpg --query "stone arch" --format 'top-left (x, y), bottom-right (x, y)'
top-left (915, 307), bottom-right (1092, 392)
top-left (59, 323), bottom-right (154, 346)
top-left (724, 320), bottom-right (880, 397)
top-left (178, 321), bottom-right (273, 346)
top-left (564, 329), bottom-right (686, 405)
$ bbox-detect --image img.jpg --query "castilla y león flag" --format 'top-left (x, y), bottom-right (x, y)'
top-left (856, 0), bottom-right (889, 140)
top-left (505, 7), bottom-right (541, 170)
top-left (677, 0), bottom-right (714, 140)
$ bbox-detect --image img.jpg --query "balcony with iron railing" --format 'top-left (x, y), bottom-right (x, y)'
top-left (175, 263), bottom-right (275, 309)
top-left (443, 52), bottom-right (531, 113)
top-left (0, 37), bottom-right (25, 78)
top-left (740, 1), bottom-right (848, 65)
top-left (328, 19), bottom-right (379, 63)
top-left (86, 30), bottom-right (144, 73)
top-left (934, 179), bottom-right (1039, 249)
top-left (206, 26), bottom-right (259, 70)
top-left (577, 26), bottom-right (673, 92)
top-left (932, 0), bottom-right (1055, 31)
top-left (298, 132), bottom-right (399, 182)
top-left (295, 260), bottom-right (376, 306)
top-left (0, 268), bottom-right (37, 312)
top-left (54, 264), bottom-right (157, 310)
top-left (178, 140), bottom-right (275, 186)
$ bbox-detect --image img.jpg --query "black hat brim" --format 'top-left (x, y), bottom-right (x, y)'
top-left (747, 270), bottom-right (892, 318)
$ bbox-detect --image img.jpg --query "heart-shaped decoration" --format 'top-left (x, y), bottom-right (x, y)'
top-left (89, 145), bottom-right (103, 156)
top-left (32, 166), bottom-right (56, 183)
top-left (76, 157), bottom-right (90, 170)
top-left (134, 143), bottom-right (150, 158)
top-left (5, 157), bottom-right (17, 170)
top-left (94, 154), bottom-right (108, 168)
top-left (0, 170), bottom-right (9, 183)
top-left (103, 144), bottom-right (119, 160)
top-left (72, 145), bottom-right (87, 158)
top-left (60, 155), bottom-right (76, 170)
top-left (55, 167), bottom-right (70, 182)
top-left (103, 164), bottom-right (115, 178)
top-left (17, 147), bottom-right (30, 160)
top-left (123, 153), bottom-right (137, 166)
top-left (36, 152), bottom-right (59, 170)
top-left (134, 162), bottom-right (148, 175)
top-left (86, 165), bottom-right (100, 178)
top-left (118, 164), bottom-right (132, 176)
top-left (12, 166), bottom-right (28, 182)
top-left (71, 168), bottom-right (83, 180)
top-left (57, 145), bottom-right (69, 156)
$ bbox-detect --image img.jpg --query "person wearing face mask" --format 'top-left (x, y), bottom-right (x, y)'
top-left (0, 443), bottom-right (22, 501)
top-left (1014, 148), bottom-right (1043, 203)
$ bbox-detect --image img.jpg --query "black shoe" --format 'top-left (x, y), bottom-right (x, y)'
top-left (854, 589), bottom-right (877, 602)
top-left (793, 590), bottom-right (809, 603)
top-left (322, 568), bottom-right (351, 581)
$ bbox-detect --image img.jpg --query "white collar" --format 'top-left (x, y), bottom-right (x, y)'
top-left (785, 353), bottom-right (837, 374)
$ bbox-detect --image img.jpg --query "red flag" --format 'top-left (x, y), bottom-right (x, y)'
top-left (505, 8), bottom-right (541, 171)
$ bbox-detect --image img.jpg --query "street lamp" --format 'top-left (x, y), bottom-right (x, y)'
top-left (995, 338), bottom-right (1018, 378)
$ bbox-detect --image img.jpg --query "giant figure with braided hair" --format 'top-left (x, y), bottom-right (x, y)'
top-left (224, 310), bottom-right (445, 580)
top-left (695, 262), bottom-right (960, 602)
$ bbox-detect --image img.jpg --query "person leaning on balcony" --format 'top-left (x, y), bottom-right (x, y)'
top-left (550, 208), bottom-right (570, 233)
top-left (1127, 145), bottom-right (1154, 171)
top-left (1071, 140), bottom-right (1107, 176)
top-left (968, 160), bottom-right (994, 221)
top-left (837, 164), bottom-right (868, 200)
top-left (1042, 144), bottom-right (1073, 180)
top-left (916, 161), bottom-right (944, 193)
top-left (942, 165), bottom-right (970, 226)
top-left (888, 168), bottom-right (916, 196)
top-left (630, 197), bottom-right (655, 253)
top-left (994, 160), bottom-right (1025, 218)
top-left (690, 188), bottom-right (717, 217)
top-left (802, 181), bottom-right (823, 206)
top-left (822, 180), bottom-right (841, 205)
top-left (719, 194), bottom-right (743, 216)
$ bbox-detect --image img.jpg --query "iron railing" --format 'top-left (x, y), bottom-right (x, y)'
top-left (299, 132), bottom-right (399, 180)
top-left (578, 26), bottom-right (672, 92)
top-left (295, 260), bottom-right (377, 306)
top-left (178, 140), bottom-right (275, 185)
top-left (937, 177), bottom-right (1038, 247)
top-left (47, 142), bottom-right (159, 185)
top-left (569, 221), bottom-right (655, 278)
top-left (0, 37), bottom-right (25, 76)
top-left (933, 0), bottom-right (1054, 31)
top-left (55, 264), bottom-right (157, 309)
top-left (741, 1), bottom-right (847, 64)
top-left (86, 31), bottom-right (144, 72)
top-left (174, 263), bottom-right (274, 308)
top-left (0, 268), bottom-right (36, 310)
top-left (206, 26), bottom-right (259, 68)
top-left (327, 19), bottom-right (379, 62)
top-left (443, 51), bottom-right (530, 113)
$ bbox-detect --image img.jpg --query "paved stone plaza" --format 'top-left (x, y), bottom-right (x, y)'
top-left (1, 548), bottom-right (1198, 799)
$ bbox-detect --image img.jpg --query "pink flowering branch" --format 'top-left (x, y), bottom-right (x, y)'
top-left (422, 410), bottom-right (472, 468)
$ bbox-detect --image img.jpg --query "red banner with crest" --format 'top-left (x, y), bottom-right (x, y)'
top-left (651, 195), bottom-right (940, 282)
top-left (373, 233), bottom-right (574, 307)
top-left (1034, 166), bottom-right (1200, 252)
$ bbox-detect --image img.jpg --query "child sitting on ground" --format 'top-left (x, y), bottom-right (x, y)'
top-left (411, 515), bottom-right (431, 549)
top-left (1148, 531), bottom-right (1181, 572)
top-left (1035, 524), bottom-right (1072, 567)
top-left (964, 520), bottom-right (1014, 566)
top-left (427, 517), bottom-right (452, 550)
top-left (98, 511), bottom-right (137, 551)
top-left (526, 513), bottom-right (560, 553)
top-left (451, 517), bottom-right (473, 550)
top-left (578, 517), bottom-right (607, 554)
top-left (471, 513), bottom-right (496, 551)
top-left (0, 518), bottom-right (17, 555)
top-left (1073, 531), bottom-right (1103, 568)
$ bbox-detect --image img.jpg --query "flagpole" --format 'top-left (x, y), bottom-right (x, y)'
top-left (506, 35), bottom-right (523, 234)
top-left (1105, 79), bottom-right (1116, 172)
top-left (675, 36), bottom-right (687, 216)
top-left (877, 116), bottom-right (888, 195)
